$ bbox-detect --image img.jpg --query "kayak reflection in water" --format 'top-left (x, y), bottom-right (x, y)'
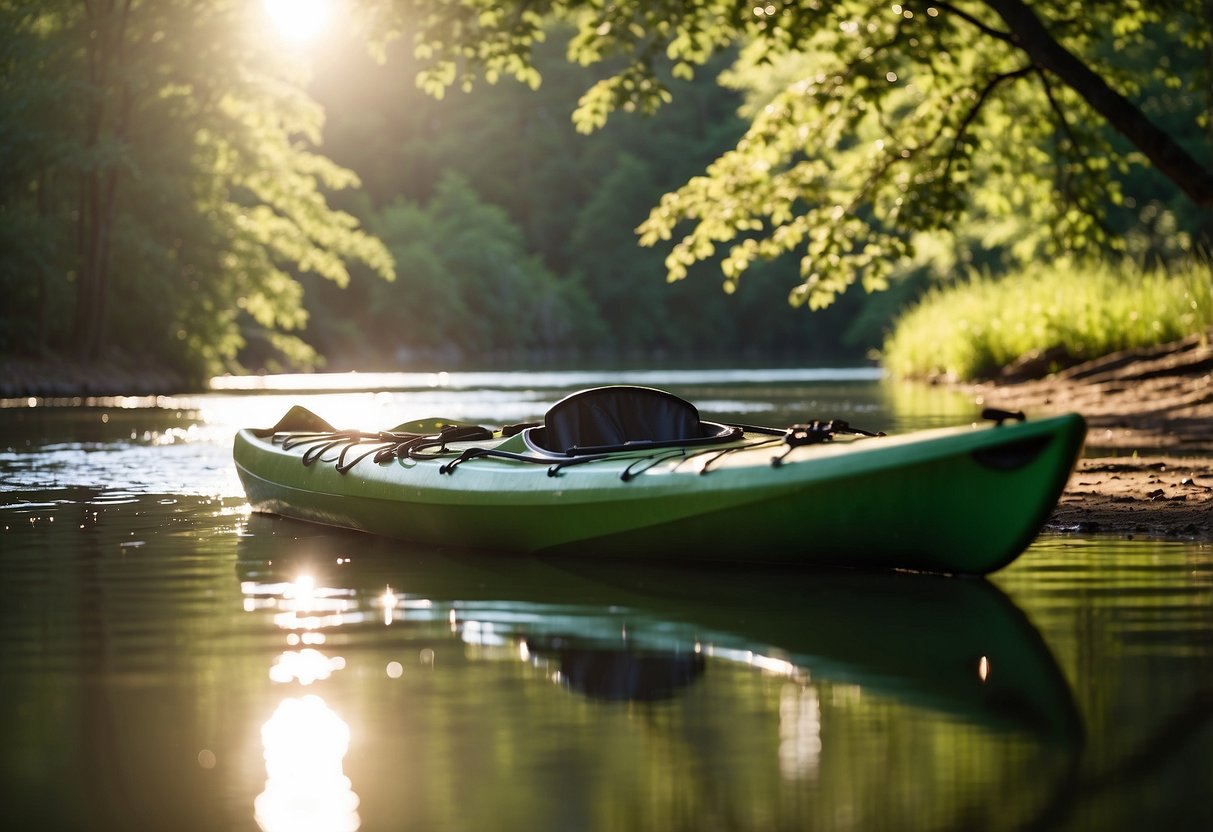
top-left (525, 639), bottom-right (706, 702)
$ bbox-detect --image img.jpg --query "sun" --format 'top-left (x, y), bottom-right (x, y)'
top-left (263, 0), bottom-right (332, 44)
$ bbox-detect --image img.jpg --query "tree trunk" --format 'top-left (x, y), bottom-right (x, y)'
top-left (986, 0), bottom-right (1213, 209)
top-left (35, 169), bottom-right (50, 357)
top-left (72, 13), bottom-right (104, 360)
top-left (74, 169), bottom-right (108, 359)
top-left (71, 0), bottom-right (133, 360)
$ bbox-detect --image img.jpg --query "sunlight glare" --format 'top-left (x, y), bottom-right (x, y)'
top-left (263, 0), bottom-right (331, 43)
top-left (255, 695), bottom-right (360, 832)
top-left (380, 586), bottom-right (398, 625)
top-left (269, 648), bottom-right (346, 685)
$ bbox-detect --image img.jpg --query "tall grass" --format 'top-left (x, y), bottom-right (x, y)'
top-left (881, 259), bottom-right (1213, 381)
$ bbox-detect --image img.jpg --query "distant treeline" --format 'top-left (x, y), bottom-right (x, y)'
top-left (290, 33), bottom-right (885, 370)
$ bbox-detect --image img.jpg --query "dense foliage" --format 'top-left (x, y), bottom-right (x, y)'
top-left (0, 0), bottom-right (391, 377)
top-left (368, 0), bottom-right (1211, 308)
top-left (1, 0), bottom-right (1209, 380)
top-left (301, 31), bottom-right (879, 366)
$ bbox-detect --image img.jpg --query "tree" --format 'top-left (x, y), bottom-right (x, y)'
top-left (0, 0), bottom-right (393, 376)
top-left (362, 172), bottom-right (606, 362)
top-left (308, 30), bottom-right (868, 364)
top-left (569, 153), bottom-right (675, 349)
top-left (363, 0), bottom-right (1211, 309)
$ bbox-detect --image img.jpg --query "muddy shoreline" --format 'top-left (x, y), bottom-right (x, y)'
top-left (966, 330), bottom-right (1213, 542)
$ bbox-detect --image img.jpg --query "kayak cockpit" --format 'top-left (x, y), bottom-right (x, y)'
top-left (523, 385), bottom-right (744, 456)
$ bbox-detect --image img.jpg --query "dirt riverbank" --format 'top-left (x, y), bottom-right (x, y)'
top-left (965, 330), bottom-right (1213, 542)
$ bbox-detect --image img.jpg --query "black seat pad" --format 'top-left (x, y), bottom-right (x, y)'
top-left (542, 386), bottom-right (703, 453)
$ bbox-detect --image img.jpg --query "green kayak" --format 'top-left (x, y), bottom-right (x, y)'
top-left (233, 385), bottom-right (1086, 574)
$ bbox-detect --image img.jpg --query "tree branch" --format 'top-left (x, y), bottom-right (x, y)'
top-left (941, 65), bottom-right (1033, 179)
top-left (1037, 67), bottom-right (1121, 244)
top-left (929, 1), bottom-right (1014, 43)
top-left (1037, 67), bottom-right (1083, 156)
top-left (984, 0), bottom-right (1213, 208)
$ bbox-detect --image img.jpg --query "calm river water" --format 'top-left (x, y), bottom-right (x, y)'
top-left (1, 369), bottom-right (1210, 831)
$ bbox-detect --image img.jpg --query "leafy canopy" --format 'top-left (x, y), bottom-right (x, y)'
top-left (0, 0), bottom-right (394, 375)
top-left (364, 0), bottom-right (1211, 308)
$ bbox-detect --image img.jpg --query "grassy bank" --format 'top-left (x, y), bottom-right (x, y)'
top-left (881, 259), bottom-right (1213, 381)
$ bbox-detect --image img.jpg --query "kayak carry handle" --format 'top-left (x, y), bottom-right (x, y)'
top-left (982, 408), bottom-right (1027, 426)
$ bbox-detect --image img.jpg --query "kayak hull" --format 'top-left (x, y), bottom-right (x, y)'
top-left (234, 411), bottom-right (1086, 574)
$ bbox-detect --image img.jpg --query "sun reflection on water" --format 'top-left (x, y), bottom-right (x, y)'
top-left (247, 574), bottom-right (361, 832)
top-left (779, 683), bottom-right (823, 781)
top-left (261, 574), bottom-right (352, 684)
top-left (255, 695), bottom-right (360, 832)
top-left (269, 648), bottom-right (346, 685)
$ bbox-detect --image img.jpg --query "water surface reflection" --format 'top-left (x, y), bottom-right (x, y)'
top-left (231, 516), bottom-right (1081, 829)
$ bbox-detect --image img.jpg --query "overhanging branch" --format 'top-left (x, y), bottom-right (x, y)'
top-left (930, 1), bottom-right (1014, 43)
top-left (985, 0), bottom-right (1213, 208)
top-left (941, 65), bottom-right (1033, 179)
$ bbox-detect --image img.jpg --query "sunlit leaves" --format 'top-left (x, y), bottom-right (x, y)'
top-left (368, 0), bottom-right (551, 98)
top-left (0, 0), bottom-right (395, 376)
top-left (372, 0), bottom-right (753, 120)
top-left (175, 8), bottom-right (395, 372)
top-left (636, 0), bottom-right (1209, 308)
top-left (574, 68), bottom-right (672, 133)
top-left (363, 0), bottom-right (1210, 314)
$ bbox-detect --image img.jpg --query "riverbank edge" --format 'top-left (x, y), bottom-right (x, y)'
top-left (960, 330), bottom-right (1213, 543)
top-left (1, 355), bottom-right (198, 398)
